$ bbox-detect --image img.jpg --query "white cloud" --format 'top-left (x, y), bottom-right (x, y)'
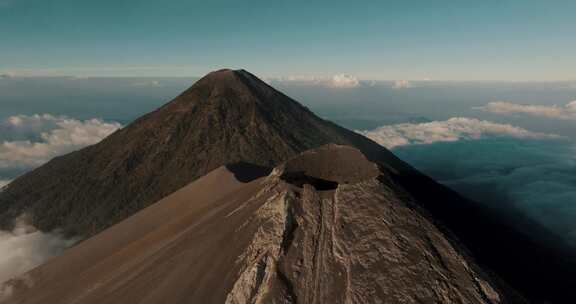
top-left (0, 216), bottom-right (75, 287)
top-left (479, 101), bottom-right (576, 120)
top-left (0, 114), bottom-right (121, 170)
top-left (282, 75), bottom-right (321, 83)
top-left (392, 80), bottom-right (412, 89)
top-left (328, 74), bottom-right (360, 88)
top-left (0, 180), bottom-right (10, 189)
top-left (268, 74), bottom-right (362, 88)
top-left (131, 80), bottom-right (162, 87)
top-left (67, 75), bottom-right (91, 80)
top-left (359, 117), bottom-right (560, 149)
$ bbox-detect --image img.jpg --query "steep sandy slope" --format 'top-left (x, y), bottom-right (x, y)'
top-left (1, 145), bottom-right (523, 304)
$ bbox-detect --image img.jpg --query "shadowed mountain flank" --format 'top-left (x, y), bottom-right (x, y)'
top-left (225, 162), bottom-right (272, 183)
top-left (2, 145), bottom-right (525, 304)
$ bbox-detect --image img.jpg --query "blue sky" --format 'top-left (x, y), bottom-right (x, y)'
top-left (1, 0), bottom-right (575, 80)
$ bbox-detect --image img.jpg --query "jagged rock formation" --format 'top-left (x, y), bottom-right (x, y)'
top-left (2, 145), bottom-right (521, 304)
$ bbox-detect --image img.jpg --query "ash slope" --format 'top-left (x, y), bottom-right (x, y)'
top-left (2, 145), bottom-right (522, 304)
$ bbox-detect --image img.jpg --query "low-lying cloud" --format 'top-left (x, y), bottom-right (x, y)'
top-left (392, 80), bottom-right (412, 89)
top-left (328, 74), bottom-right (360, 88)
top-left (0, 180), bottom-right (10, 189)
top-left (479, 100), bottom-right (576, 120)
top-left (362, 118), bottom-right (576, 249)
top-left (131, 80), bottom-right (162, 87)
top-left (0, 216), bottom-right (75, 286)
top-left (359, 117), bottom-right (560, 149)
top-left (393, 137), bottom-right (576, 248)
top-left (0, 114), bottom-right (118, 294)
top-left (269, 74), bottom-right (364, 88)
top-left (0, 114), bottom-right (121, 172)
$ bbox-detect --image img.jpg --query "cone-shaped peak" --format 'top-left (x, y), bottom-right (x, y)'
top-left (189, 68), bottom-right (267, 91)
top-left (166, 68), bottom-right (281, 111)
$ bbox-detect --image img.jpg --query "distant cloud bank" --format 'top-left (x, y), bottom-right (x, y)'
top-left (328, 74), bottom-right (360, 88)
top-left (131, 80), bottom-right (162, 87)
top-left (359, 117), bottom-right (560, 149)
top-left (268, 74), bottom-right (365, 88)
top-left (0, 114), bottom-right (121, 171)
top-left (479, 101), bottom-right (576, 120)
top-left (392, 80), bottom-right (412, 89)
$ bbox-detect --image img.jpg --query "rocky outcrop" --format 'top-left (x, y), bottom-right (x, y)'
top-left (225, 145), bottom-right (512, 304)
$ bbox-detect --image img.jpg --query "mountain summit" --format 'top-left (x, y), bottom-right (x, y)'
top-left (0, 69), bottom-right (405, 238)
top-left (0, 69), bottom-right (574, 303)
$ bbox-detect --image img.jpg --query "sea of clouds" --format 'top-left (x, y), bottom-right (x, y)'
top-left (479, 100), bottom-right (576, 120)
top-left (0, 114), bottom-right (121, 287)
top-left (0, 114), bottom-right (121, 180)
top-left (361, 105), bottom-right (576, 248)
top-left (359, 117), bottom-right (560, 149)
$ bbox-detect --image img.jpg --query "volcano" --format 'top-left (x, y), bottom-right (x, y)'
top-left (0, 69), bottom-right (575, 303)
top-left (0, 69), bottom-right (407, 238)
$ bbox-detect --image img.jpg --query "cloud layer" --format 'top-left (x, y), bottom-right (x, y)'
top-left (479, 101), bottom-right (576, 120)
top-left (0, 217), bottom-right (75, 286)
top-left (269, 74), bottom-right (363, 88)
top-left (393, 137), bottom-right (576, 248)
top-left (328, 74), bottom-right (360, 88)
top-left (0, 114), bottom-right (121, 172)
top-left (359, 117), bottom-right (560, 149)
top-left (0, 180), bottom-right (10, 189)
top-left (362, 118), bottom-right (576, 248)
top-left (0, 114), bottom-right (118, 293)
top-left (392, 80), bottom-right (412, 89)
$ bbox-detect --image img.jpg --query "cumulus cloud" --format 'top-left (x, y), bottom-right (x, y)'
top-left (0, 180), bottom-right (10, 190)
top-left (0, 216), bottom-right (75, 287)
top-left (392, 80), bottom-right (412, 89)
top-left (479, 101), bottom-right (576, 120)
top-left (0, 114), bottom-right (106, 296)
top-left (328, 74), bottom-right (360, 88)
top-left (0, 114), bottom-right (121, 170)
top-left (359, 117), bottom-right (560, 149)
top-left (131, 80), bottom-right (162, 87)
top-left (269, 74), bottom-right (363, 88)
